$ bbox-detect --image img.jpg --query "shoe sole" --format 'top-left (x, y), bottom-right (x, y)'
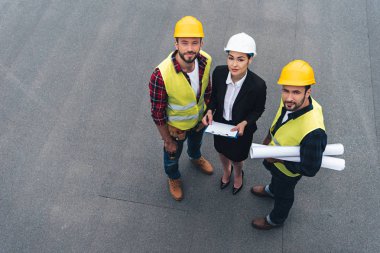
top-left (251, 220), bottom-right (281, 230)
top-left (252, 223), bottom-right (274, 230)
top-left (250, 187), bottom-right (273, 198)
top-left (201, 170), bottom-right (213, 175)
top-left (173, 196), bottom-right (183, 201)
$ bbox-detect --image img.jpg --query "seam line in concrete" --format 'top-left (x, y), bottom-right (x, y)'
top-left (98, 194), bottom-right (189, 213)
top-left (365, 0), bottom-right (379, 155)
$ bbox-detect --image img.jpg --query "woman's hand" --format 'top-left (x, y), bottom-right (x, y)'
top-left (231, 120), bottom-right (248, 136)
top-left (202, 110), bottom-right (213, 126)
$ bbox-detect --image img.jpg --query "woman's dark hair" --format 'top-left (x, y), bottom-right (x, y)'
top-left (226, 50), bottom-right (254, 59)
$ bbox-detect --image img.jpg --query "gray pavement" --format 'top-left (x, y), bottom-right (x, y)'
top-left (0, 0), bottom-right (379, 252)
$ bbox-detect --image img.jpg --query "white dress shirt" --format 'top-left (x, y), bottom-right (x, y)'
top-left (223, 71), bottom-right (247, 121)
top-left (282, 111), bottom-right (292, 123)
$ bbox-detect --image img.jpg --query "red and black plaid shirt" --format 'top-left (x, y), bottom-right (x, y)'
top-left (149, 51), bottom-right (212, 125)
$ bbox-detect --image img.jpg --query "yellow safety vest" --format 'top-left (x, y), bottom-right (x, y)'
top-left (157, 50), bottom-right (212, 130)
top-left (269, 97), bottom-right (326, 177)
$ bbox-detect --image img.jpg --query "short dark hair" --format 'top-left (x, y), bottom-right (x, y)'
top-left (304, 85), bottom-right (311, 93)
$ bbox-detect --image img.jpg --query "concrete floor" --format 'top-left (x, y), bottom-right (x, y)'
top-left (0, 0), bottom-right (379, 252)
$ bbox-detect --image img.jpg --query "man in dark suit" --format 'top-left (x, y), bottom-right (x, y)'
top-left (251, 60), bottom-right (327, 230)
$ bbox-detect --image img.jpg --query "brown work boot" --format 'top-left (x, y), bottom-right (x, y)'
top-left (251, 185), bottom-right (274, 198)
top-left (252, 217), bottom-right (279, 230)
top-left (191, 156), bottom-right (213, 175)
top-left (168, 178), bottom-right (183, 201)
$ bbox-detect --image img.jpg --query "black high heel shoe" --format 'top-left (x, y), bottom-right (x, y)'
top-left (220, 166), bottom-right (233, 189)
top-left (232, 170), bottom-right (244, 195)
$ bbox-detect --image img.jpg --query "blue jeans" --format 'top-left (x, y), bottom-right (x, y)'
top-left (163, 127), bottom-right (205, 179)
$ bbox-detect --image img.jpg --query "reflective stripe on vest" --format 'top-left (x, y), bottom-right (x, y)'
top-left (168, 114), bottom-right (199, 121)
top-left (269, 97), bottom-right (326, 177)
top-left (168, 101), bottom-right (197, 111)
top-left (168, 102), bottom-right (205, 124)
top-left (157, 50), bottom-right (212, 130)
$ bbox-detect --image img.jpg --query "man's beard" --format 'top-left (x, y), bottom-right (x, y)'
top-left (284, 95), bottom-right (306, 111)
top-left (178, 51), bottom-right (198, 63)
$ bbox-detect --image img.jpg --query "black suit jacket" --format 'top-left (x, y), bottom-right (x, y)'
top-left (208, 65), bottom-right (267, 132)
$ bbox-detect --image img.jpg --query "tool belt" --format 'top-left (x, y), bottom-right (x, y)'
top-left (168, 123), bottom-right (205, 140)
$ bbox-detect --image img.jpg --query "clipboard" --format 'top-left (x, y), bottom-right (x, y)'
top-left (205, 121), bottom-right (238, 138)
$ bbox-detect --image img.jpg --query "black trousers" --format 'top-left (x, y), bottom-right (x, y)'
top-left (264, 161), bottom-right (301, 225)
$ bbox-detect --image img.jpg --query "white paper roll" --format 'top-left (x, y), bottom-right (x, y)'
top-left (277, 156), bottom-right (345, 171)
top-left (324, 144), bottom-right (344, 156)
top-left (250, 143), bottom-right (344, 159)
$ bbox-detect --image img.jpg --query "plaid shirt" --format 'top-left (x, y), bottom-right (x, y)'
top-left (149, 51), bottom-right (212, 125)
top-left (268, 98), bottom-right (327, 177)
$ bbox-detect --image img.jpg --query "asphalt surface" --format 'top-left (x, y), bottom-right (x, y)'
top-left (0, 0), bottom-right (379, 252)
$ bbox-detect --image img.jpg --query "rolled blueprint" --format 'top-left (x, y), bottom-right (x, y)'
top-left (250, 143), bottom-right (344, 158)
top-left (275, 156), bottom-right (345, 171)
top-left (249, 143), bottom-right (345, 171)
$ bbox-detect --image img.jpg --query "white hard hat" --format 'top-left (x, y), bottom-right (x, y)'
top-left (224, 32), bottom-right (257, 56)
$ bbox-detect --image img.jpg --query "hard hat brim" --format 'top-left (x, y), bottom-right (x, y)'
top-left (277, 80), bottom-right (316, 86)
top-left (174, 33), bottom-right (204, 38)
top-left (224, 48), bottom-right (257, 59)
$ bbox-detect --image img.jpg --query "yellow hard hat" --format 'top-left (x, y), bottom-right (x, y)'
top-left (173, 16), bottom-right (204, 38)
top-left (277, 60), bottom-right (316, 86)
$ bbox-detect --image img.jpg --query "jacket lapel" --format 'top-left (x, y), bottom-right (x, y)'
top-left (233, 70), bottom-right (253, 105)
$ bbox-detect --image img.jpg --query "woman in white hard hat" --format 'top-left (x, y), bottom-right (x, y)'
top-left (202, 33), bottom-right (267, 195)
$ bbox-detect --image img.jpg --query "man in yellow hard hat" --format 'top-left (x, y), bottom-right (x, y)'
top-left (251, 60), bottom-right (327, 229)
top-left (149, 16), bottom-right (213, 201)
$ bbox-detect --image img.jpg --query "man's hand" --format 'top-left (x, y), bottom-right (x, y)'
top-left (168, 125), bottom-right (186, 140)
top-left (164, 138), bottom-right (177, 154)
top-left (262, 132), bottom-right (272, 145)
top-left (231, 121), bottom-right (248, 136)
top-left (265, 158), bottom-right (283, 164)
top-left (202, 110), bottom-right (213, 126)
